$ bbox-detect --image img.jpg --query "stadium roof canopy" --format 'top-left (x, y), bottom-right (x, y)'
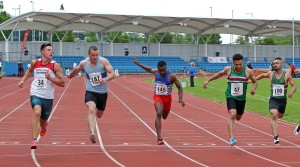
top-left (0, 11), bottom-right (299, 37)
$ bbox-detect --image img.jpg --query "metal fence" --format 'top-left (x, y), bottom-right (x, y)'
top-left (1, 42), bottom-right (299, 63)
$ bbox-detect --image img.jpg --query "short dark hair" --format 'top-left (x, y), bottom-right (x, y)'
top-left (273, 57), bottom-right (282, 61)
top-left (88, 45), bottom-right (98, 54)
top-left (157, 61), bottom-right (167, 68)
top-left (232, 54), bottom-right (243, 61)
top-left (40, 43), bottom-right (52, 51)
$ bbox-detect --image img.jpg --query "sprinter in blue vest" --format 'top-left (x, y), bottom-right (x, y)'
top-left (68, 46), bottom-right (117, 144)
top-left (133, 57), bottom-right (185, 145)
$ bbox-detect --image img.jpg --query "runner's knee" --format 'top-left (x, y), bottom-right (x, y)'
top-left (33, 110), bottom-right (41, 118)
top-left (271, 114), bottom-right (278, 120)
top-left (156, 112), bottom-right (162, 119)
top-left (87, 106), bottom-right (96, 114)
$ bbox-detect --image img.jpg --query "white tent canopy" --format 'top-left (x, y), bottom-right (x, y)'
top-left (0, 11), bottom-right (299, 37)
top-left (0, 11), bottom-right (299, 62)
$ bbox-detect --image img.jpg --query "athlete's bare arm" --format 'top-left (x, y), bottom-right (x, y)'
top-left (133, 57), bottom-right (157, 74)
top-left (203, 66), bottom-right (230, 89)
top-left (255, 71), bottom-right (272, 81)
top-left (102, 58), bottom-right (117, 82)
top-left (46, 63), bottom-right (65, 87)
top-left (246, 68), bottom-right (258, 95)
top-left (286, 73), bottom-right (297, 98)
top-left (170, 73), bottom-right (185, 107)
top-left (68, 60), bottom-right (85, 78)
top-left (18, 60), bottom-right (36, 88)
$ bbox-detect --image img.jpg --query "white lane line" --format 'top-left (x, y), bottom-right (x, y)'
top-left (31, 79), bottom-right (72, 167)
top-left (83, 77), bottom-right (125, 167)
top-left (95, 122), bottom-right (125, 167)
top-left (109, 88), bottom-right (209, 167)
top-left (0, 85), bottom-right (30, 100)
top-left (116, 79), bottom-right (290, 167)
top-left (0, 99), bottom-right (30, 122)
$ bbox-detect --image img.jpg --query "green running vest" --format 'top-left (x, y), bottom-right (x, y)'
top-left (225, 66), bottom-right (248, 101)
top-left (270, 71), bottom-right (287, 99)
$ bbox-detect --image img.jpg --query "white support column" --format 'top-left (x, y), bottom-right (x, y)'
top-left (110, 42), bottom-right (113, 56)
top-left (5, 40), bottom-right (9, 61)
top-left (59, 40), bottom-right (63, 56)
top-left (254, 45), bottom-right (257, 62)
top-left (158, 42), bottom-right (160, 57)
top-left (99, 33), bottom-right (103, 56)
top-left (205, 43), bottom-right (208, 57)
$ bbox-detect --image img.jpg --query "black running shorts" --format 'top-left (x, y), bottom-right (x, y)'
top-left (85, 91), bottom-right (108, 111)
top-left (269, 97), bottom-right (287, 114)
top-left (226, 97), bottom-right (246, 115)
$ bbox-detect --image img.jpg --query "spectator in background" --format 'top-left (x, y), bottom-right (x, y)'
top-left (189, 62), bottom-right (196, 87)
top-left (246, 60), bottom-right (253, 69)
top-left (0, 58), bottom-right (2, 79)
top-left (0, 58), bottom-right (2, 72)
top-left (72, 62), bottom-right (81, 76)
top-left (27, 62), bottom-right (31, 70)
top-left (73, 62), bottom-right (77, 69)
top-left (290, 64), bottom-right (296, 78)
top-left (18, 59), bottom-right (24, 77)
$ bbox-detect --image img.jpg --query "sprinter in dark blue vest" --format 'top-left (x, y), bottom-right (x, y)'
top-left (133, 57), bottom-right (185, 145)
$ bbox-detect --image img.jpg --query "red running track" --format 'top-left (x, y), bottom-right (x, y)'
top-left (0, 75), bottom-right (300, 167)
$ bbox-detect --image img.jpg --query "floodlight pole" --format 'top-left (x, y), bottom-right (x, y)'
top-left (12, 5), bottom-right (20, 16)
top-left (230, 10), bottom-right (234, 44)
top-left (209, 7), bottom-right (212, 18)
top-left (292, 18), bottom-right (295, 64)
top-left (30, 1), bottom-right (34, 11)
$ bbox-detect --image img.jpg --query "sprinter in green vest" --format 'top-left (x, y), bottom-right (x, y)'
top-left (203, 54), bottom-right (258, 146)
top-left (255, 57), bottom-right (297, 144)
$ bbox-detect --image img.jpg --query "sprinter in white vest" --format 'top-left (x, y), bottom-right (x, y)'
top-left (19, 43), bottom-right (65, 149)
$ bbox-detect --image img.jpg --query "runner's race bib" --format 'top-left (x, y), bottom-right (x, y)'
top-left (231, 83), bottom-right (243, 96)
top-left (272, 84), bottom-right (284, 96)
top-left (89, 72), bottom-right (102, 86)
top-left (155, 83), bottom-right (168, 95)
top-left (34, 76), bottom-right (47, 89)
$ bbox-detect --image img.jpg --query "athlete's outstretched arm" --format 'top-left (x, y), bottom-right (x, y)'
top-left (255, 71), bottom-right (271, 81)
top-left (18, 60), bottom-right (36, 88)
top-left (133, 57), bottom-right (157, 74)
top-left (203, 66), bottom-right (230, 89)
top-left (68, 60), bottom-right (85, 78)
